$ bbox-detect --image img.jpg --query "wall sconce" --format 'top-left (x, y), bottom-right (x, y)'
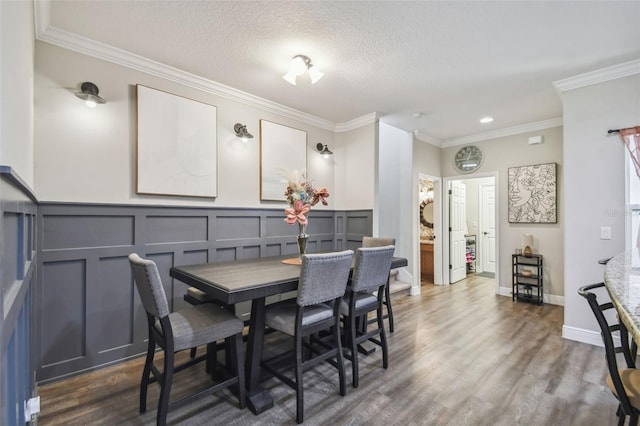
top-left (74, 82), bottom-right (106, 108)
top-left (234, 123), bottom-right (253, 142)
top-left (283, 55), bottom-right (324, 85)
top-left (316, 143), bottom-right (333, 159)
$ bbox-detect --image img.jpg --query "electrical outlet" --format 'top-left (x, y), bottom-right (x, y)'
top-left (600, 227), bottom-right (612, 240)
top-left (24, 396), bottom-right (40, 423)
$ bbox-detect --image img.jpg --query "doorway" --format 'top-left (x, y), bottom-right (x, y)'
top-left (443, 174), bottom-right (499, 292)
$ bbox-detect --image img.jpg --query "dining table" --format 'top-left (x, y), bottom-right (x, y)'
top-left (170, 253), bottom-right (408, 415)
top-left (604, 250), bottom-right (640, 345)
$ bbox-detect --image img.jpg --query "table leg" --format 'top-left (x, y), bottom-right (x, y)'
top-left (245, 297), bottom-right (274, 414)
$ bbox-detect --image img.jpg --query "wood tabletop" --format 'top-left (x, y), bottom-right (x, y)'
top-left (170, 255), bottom-right (408, 304)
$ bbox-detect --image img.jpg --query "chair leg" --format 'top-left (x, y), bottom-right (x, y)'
top-left (350, 313), bottom-right (359, 388)
top-left (295, 334), bottom-right (304, 424)
top-left (157, 350), bottom-right (174, 426)
top-left (232, 334), bottom-right (246, 409)
top-left (140, 338), bottom-right (155, 413)
top-left (333, 324), bottom-right (346, 396)
top-left (385, 280), bottom-right (394, 333)
top-left (378, 304), bottom-right (389, 369)
top-left (630, 412), bottom-right (638, 426)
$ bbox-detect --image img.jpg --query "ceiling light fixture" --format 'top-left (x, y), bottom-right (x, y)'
top-left (234, 123), bottom-right (253, 142)
top-left (480, 116), bottom-right (494, 124)
top-left (74, 82), bottom-right (106, 108)
top-left (283, 55), bottom-right (323, 85)
top-left (316, 143), bottom-right (333, 159)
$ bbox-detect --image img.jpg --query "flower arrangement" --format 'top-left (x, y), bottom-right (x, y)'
top-left (279, 168), bottom-right (329, 227)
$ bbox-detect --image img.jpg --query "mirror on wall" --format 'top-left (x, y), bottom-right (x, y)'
top-left (419, 179), bottom-right (435, 241)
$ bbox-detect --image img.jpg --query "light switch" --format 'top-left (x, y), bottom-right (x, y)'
top-left (601, 227), bottom-right (612, 240)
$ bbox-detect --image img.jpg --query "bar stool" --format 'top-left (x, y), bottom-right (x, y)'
top-left (129, 253), bottom-right (246, 426)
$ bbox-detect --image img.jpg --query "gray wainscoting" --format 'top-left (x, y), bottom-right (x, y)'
top-left (36, 203), bottom-right (372, 383)
top-left (1, 166), bottom-right (38, 425)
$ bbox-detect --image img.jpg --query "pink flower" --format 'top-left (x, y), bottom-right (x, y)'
top-left (284, 200), bottom-right (310, 225)
top-left (311, 188), bottom-right (330, 206)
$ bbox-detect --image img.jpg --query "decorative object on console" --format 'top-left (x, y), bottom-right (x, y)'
top-left (281, 168), bottom-right (329, 263)
top-left (316, 143), bottom-right (333, 158)
top-left (522, 234), bottom-right (534, 257)
top-left (74, 82), bottom-right (106, 108)
top-left (508, 162), bottom-right (557, 223)
top-left (283, 54), bottom-right (323, 85)
top-left (233, 123), bottom-right (253, 142)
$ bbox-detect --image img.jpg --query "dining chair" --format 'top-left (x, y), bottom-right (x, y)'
top-left (341, 245), bottom-right (395, 388)
top-left (261, 250), bottom-right (354, 424)
top-left (129, 253), bottom-right (246, 426)
top-left (362, 236), bottom-right (396, 332)
top-left (578, 282), bottom-right (640, 426)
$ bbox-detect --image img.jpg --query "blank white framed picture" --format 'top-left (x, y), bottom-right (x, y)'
top-left (136, 85), bottom-right (217, 198)
top-left (260, 120), bottom-right (307, 201)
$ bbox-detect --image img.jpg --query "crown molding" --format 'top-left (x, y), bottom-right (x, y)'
top-left (553, 59), bottom-right (640, 93)
top-left (441, 117), bottom-right (563, 147)
top-left (334, 113), bottom-right (379, 133)
top-left (34, 2), bottom-right (361, 133)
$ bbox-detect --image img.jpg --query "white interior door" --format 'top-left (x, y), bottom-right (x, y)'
top-left (450, 181), bottom-right (467, 283)
top-left (480, 183), bottom-right (496, 273)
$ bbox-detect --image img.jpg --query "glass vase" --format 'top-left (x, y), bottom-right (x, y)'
top-left (297, 223), bottom-right (308, 260)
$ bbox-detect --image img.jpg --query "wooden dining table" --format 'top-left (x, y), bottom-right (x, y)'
top-left (170, 254), bottom-right (408, 415)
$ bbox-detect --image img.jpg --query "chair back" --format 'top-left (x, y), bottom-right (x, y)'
top-left (362, 236), bottom-right (396, 248)
top-left (297, 250), bottom-right (354, 306)
top-left (129, 253), bottom-right (170, 319)
top-left (578, 283), bottom-right (636, 414)
top-left (352, 246), bottom-right (395, 293)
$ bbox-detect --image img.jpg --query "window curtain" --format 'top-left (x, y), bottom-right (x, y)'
top-left (620, 126), bottom-right (640, 179)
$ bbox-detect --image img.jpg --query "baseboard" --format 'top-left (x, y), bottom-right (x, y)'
top-left (562, 325), bottom-right (605, 347)
top-left (498, 286), bottom-right (565, 306)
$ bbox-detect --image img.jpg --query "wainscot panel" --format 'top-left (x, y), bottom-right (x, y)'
top-left (35, 203), bottom-right (372, 383)
top-left (1, 166), bottom-right (38, 426)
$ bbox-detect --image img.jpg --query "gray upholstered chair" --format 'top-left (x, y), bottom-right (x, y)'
top-left (129, 253), bottom-right (245, 426)
top-left (341, 245), bottom-right (395, 388)
top-left (261, 250), bottom-right (354, 424)
top-left (362, 236), bottom-right (396, 332)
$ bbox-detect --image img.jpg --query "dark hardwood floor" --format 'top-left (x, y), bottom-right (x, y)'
top-left (37, 275), bottom-right (620, 425)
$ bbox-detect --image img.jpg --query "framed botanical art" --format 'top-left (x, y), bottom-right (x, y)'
top-left (136, 85), bottom-right (217, 198)
top-left (260, 120), bottom-right (307, 201)
top-left (508, 162), bottom-right (557, 223)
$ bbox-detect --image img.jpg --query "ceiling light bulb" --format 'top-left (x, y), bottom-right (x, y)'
top-left (85, 99), bottom-right (97, 108)
top-left (289, 56), bottom-right (308, 76)
top-left (283, 71), bottom-right (297, 85)
top-left (480, 117), bottom-right (494, 124)
top-left (308, 65), bottom-right (324, 84)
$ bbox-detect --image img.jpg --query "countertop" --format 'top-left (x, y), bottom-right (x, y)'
top-left (604, 250), bottom-right (640, 344)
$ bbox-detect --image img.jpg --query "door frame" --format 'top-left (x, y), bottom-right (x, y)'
top-left (413, 173), bottom-right (443, 293)
top-left (442, 171), bottom-right (500, 294)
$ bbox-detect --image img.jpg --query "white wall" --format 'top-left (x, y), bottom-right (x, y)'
top-left (378, 122), bottom-right (415, 287)
top-left (333, 123), bottom-right (375, 210)
top-left (442, 126), bottom-right (564, 301)
top-left (34, 42), bottom-right (338, 210)
top-left (1, 0), bottom-right (34, 185)
top-left (562, 73), bottom-right (640, 344)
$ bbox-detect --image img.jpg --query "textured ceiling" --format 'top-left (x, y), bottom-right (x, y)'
top-left (44, 1), bottom-right (640, 144)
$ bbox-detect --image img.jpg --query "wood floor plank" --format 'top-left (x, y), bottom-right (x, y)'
top-left (37, 276), bottom-right (623, 425)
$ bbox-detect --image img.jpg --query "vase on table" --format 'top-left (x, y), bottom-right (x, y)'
top-left (297, 223), bottom-right (308, 260)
